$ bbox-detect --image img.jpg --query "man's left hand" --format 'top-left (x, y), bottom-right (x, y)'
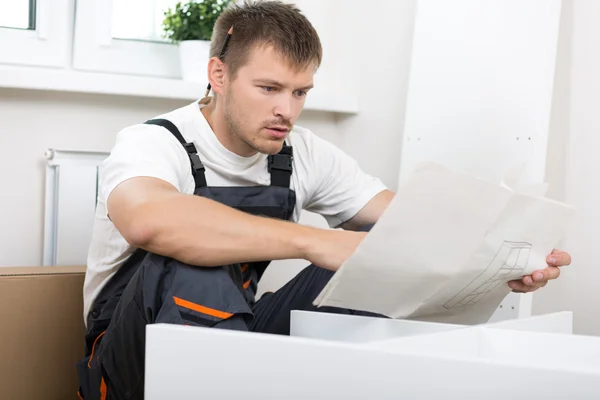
top-left (508, 249), bottom-right (572, 293)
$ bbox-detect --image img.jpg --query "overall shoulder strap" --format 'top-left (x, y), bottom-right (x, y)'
top-left (268, 144), bottom-right (293, 188)
top-left (144, 118), bottom-right (207, 189)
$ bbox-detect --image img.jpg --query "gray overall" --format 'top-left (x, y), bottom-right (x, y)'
top-left (76, 119), bottom-right (378, 400)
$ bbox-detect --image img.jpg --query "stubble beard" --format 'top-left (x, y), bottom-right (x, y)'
top-left (224, 96), bottom-right (284, 156)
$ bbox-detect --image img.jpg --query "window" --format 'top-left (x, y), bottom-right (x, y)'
top-left (72, 0), bottom-right (182, 78)
top-left (0, 0), bottom-right (358, 114)
top-left (112, 0), bottom-right (178, 43)
top-left (0, 0), bottom-right (36, 30)
top-left (0, 0), bottom-right (71, 68)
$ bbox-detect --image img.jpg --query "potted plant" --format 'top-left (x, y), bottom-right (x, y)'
top-left (162, 0), bottom-right (232, 82)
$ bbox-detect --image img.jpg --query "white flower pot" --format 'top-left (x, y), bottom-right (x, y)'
top-left (178, 40), bottom-right (211, 83)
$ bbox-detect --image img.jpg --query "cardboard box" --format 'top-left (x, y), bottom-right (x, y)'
top-left (0, 266), bottom-right (86, 400)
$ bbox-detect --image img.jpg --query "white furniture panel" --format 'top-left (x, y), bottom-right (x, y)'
top-left (486, 310), bottom-right (573, 334)
top-left (290, 310), bottom-right (462, 343)
top-left (370, 325), bottom-right (600, 374)
top-left (399, 0), bottom-right (561, 184)
top-left (145, 315), bottom-right (600, 399)
top-left (399, 0), bottom-right (563, 321)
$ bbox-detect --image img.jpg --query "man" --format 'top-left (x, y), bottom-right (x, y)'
top-left (76, 1), bottom-right (571, 399)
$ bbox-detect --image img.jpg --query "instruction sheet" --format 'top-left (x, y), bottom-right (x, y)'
top-left (314, 162), bottom-right (575, 325)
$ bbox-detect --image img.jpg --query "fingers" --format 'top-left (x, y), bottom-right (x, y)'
top-left (526, 267), bottom-right (561, 284)
top-left (541, 266), bottom-right (561, 281)
top-left (505, 249), bottom-right (570, 294)
top-left (521, 275), bottom-right (534, 286)
top-left (519, 269), bottom-right (549, 286)
top-left (507, 280), bottom-right (526, 292)
top-left (547, 249), bottom-right (571, 267)
top-left (508, 266), bottom-right (559, 293)
top-left (508, 280), bottom-right (540, 293)
top-left (508, 279), bottom-right (547, 293)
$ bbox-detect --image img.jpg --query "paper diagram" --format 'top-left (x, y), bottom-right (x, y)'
top-left (443, 241), bottom-right (532, 309)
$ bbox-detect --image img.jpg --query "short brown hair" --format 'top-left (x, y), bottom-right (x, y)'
top-left (210, 0), bottom-right (323, 77)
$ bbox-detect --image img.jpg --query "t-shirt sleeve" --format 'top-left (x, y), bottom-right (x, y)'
top-left (303, 134), bottom-right (387, 228)
top-left (100, 124), bottom-right (191, 203)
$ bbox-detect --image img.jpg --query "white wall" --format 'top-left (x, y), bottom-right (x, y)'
top-left (333, 1), bottom-right (417, 191)
top-left (532, 0), bottom-right (600, 336)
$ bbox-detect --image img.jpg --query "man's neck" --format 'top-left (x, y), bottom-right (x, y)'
top-left (200, 97), bottom-right (257, 157)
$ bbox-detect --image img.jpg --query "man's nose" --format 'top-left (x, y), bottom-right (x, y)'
top-left (274, 95), bottom-right (295, 121)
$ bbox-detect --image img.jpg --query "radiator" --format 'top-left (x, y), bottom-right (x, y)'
top-left (43, 149), bottom-right (109, 266)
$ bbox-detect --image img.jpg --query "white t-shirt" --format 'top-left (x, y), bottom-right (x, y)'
top-left (83, 100), bottom-right (387, 321)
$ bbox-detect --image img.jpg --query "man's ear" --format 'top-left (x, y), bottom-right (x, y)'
top-left (207, 57), bottom-right (227, 95)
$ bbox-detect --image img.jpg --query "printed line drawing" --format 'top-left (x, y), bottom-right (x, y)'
top-left (443, 241), bottom-right (532, 309)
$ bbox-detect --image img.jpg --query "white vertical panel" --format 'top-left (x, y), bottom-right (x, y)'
top-left (399, 0), bottom-right (562, 320)
top-left (558, 0), bottom-right (600, 336)
top-left (399, 0), bottom-right (561, 184)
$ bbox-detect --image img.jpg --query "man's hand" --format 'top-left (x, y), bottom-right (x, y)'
top-left (302, 229), bottom-right (367, 272)
top-left (508, 249), bottom-right (572, 293)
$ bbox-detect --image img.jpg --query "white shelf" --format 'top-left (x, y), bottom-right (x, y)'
top-left (0, 65), bottom-right (359, 114)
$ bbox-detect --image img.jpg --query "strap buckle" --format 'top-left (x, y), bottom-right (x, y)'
top-left (183, 142), bottom-right (205, 173)
top-left (268, 153), bottom-right (293, 172)
top-left (188, 153), bottom-right (205, 173)
top-left (183, 142), bottom-right (198, 154)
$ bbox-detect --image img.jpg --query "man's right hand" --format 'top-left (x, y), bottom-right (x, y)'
top-left (301, 229), bottom-right (367, 272)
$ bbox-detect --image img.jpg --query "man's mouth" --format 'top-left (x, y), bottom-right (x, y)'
top-left (265, 126), bottom-right (290, 139)
top-left (266, 126), bottom-right (290, 133)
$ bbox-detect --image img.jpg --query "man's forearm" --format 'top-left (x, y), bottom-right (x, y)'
top-left (119, 191), bottom-right (319, 266)
top-left (108, 177), bottom-right (366, 270)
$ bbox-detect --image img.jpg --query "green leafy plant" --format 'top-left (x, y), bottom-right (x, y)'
top-left (162, 0), bottom-right (232, 43)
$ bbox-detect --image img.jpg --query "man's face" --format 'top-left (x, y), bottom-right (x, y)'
top-left (222, 45), bottom-right (315, 156)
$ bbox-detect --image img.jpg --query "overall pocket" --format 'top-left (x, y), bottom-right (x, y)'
top-left (166, 262), bottom-right (254, 330)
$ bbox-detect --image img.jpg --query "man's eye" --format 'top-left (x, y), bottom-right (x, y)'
top-left (262, 86), bottom-right (275, 92)
top-left (294, 90), bottom-right (307, 97)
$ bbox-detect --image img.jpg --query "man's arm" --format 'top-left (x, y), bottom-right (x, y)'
top-left (108, 176), bottom-right (366, 271)
top-left (339, 190), bottom-right (395, 231)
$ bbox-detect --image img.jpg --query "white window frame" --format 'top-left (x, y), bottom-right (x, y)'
top-left (72, 0), bottom-right (181, 79)
top-left (0, 0), bottom-right (72, 68)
